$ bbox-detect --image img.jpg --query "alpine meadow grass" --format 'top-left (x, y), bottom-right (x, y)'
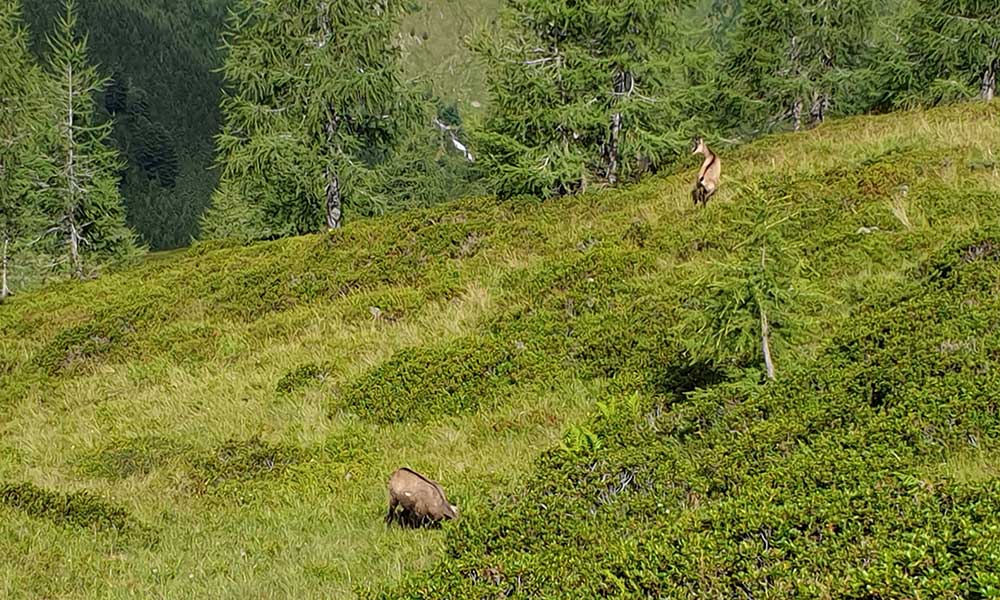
top-left (2, 102), bottom-right (1000, 598)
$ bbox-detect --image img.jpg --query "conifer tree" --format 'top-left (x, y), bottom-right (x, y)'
top-left (202, 0), bottom-right (420, 240)
top-left (23, 0), bottom-right (232, 251)
top-left (908, 0), bottom-right (1000, 102)
top-left (724, 0), bottom-right (877, 131)
top-left (678, 184), bottom-right (820, 381)
top-left (470, 0), bottom-right (706, 199)
top-left (43, 0), bottom-right (137, 279)
top-left (0, 0), bottom-right (51, 300)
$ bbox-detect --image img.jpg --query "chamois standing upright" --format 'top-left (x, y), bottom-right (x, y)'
top-left (691, 137), bottom-right (721, 207)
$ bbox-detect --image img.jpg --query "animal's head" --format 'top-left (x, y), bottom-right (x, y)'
top-left (445, 503), bottom-right (460, 519)
top-left (691, 137), bottom-right (706, 154)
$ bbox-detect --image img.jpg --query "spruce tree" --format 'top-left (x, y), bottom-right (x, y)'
top-left (908, 0), bottom-right (1000, 102)
top-left (23, 0), bottom-right (232, 251)
top-left (43, 0), bottom-right (137, 279)
top-left (0, 0), bottom-right (51, 300)
top-left (202, 0), bottom-right (420, 241)
top-left (470, 0), bottom-right (706, 199)
top-left (678, 184), bottom-right (820, 380)
top-left (724, 0), bottom-right (877, 132)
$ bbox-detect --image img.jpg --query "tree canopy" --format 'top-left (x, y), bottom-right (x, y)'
top-left (469, 0), bottom-right (714, 199)
top-left (202, 0), bottom-right (449, 240)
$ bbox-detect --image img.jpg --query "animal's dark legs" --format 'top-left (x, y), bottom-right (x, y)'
top-left (385, 497), bottom-right (398, 526)
top-left (692, 183), bottom-right (707, 206)
top-left (401, 509), bottom-right (419, 529)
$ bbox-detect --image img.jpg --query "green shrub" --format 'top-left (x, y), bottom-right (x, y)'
top-left (337, 334), bottom-right (558, 424)
top-left (0, 481), bottom-right (157, 546)
top-left (189, 437), bottom-right (307, 491)
top-left (276, 362), bottom-right (332, 394)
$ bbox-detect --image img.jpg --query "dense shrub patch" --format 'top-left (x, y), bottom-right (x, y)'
top-left (337, 334), bottom-right (559, 424)
top-left (77, 436), bottom-right (190, 480)
top-left (190, 437), bottom-right (308, 491)
top-left (33, 313), bottom-right (144, 375)
top-left (372, 245), bottom-right (1000, 598)
top-left (0, 482), bottom-right (157, 546)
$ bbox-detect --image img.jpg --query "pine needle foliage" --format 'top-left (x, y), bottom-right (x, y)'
top-left (202, 0), bottom-right (424, 241)
top-left (469, 0), bottom-right (711, 199)
top-left (905, 0), bottom-right (1000, 103)
top-left (0, 0), bottom-right (52, 300)
top-left (42, 0), bottom-right (137, 280)
top-left (722, 0), bottom-right (878, 132)
top-left (22, 0), bottom-right (231, 251)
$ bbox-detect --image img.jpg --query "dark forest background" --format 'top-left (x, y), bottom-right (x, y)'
top-left (22, 0), bottom-right (230, 250)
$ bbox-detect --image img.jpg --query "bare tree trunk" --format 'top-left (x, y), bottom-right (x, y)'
top-left (810, 92), bottom-right (829, 125)
top-left (64, 59), bottom-right (84, 280)
top-left (982, 60), bottom-right (997, 101)
top-left (324, 166), bottom-right (342, 230)
top-left (68, 217), bottom-right (83, 279)
top-left (608, 111), bottom-right (621, 184)
top-left (786, 35), bottom-right (804, 132)
top-left (983, 39), bottom-right (999, 101)
top-left (759, 245), bottom-right (775, 381)
top-left (1, 235), bottom-right (10, 302)
top-left (323, 111), bottom-right (343, 230)
top-left (606, 70), bottom-right (631, 185)
top-left (760, 304), bottom-right (775, 381)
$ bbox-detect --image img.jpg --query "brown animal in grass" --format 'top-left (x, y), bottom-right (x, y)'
top-left (691, 137), bottom-right (721, 206)
top-left (385, 467), bottom-right (459, 528)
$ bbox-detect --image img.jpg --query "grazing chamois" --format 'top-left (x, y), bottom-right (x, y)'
top-left (385, 467), bottom-right (459, 528)
top-left (691, 137), bottom-right (721, 206)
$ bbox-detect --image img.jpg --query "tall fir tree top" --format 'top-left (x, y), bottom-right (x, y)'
top-left (45, 0), bottom-right (110, 124)
top-left (917, 0), bottom-right (1000, 99)
top-left (469, 0), bottom-right (707, 198)
top-left (0, 0), bottom-right (43, 135)
top-left (43, 0), bottom-right (137, 275)
top-left (0, 0), bottom-right (51, 261)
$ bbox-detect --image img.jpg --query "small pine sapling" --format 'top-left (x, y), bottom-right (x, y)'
top-left (678, 184), bottom-right (822, 380)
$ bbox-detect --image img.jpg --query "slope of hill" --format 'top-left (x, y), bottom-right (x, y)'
top-left (1, 103), bottom-right (999, 598)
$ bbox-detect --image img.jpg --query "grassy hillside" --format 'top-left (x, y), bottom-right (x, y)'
top-left (1, 103), bottom-right (999, 598)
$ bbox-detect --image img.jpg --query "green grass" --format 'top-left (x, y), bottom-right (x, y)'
top-left (1, 102), bottom-right (1000, 598)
